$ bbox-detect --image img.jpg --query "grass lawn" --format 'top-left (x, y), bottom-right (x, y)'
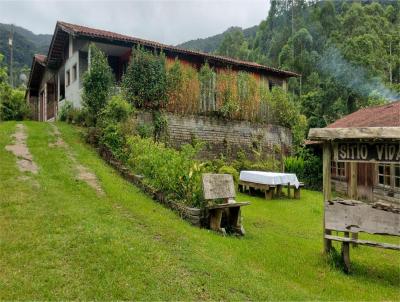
top-left (0, 121), bottom-right (399, 300)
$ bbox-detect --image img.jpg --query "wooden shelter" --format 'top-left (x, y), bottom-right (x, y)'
top-left (308, 126), bottom-right (400, 272)
top-left (325, 101), bottom-right (400, 203)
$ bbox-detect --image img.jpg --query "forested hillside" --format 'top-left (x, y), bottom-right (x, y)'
top-left (177, 26), bottom-right (258, 53)
top-left (179, 0), bottom-right (400, 128)
top-left (0, 23), bottom-right (51, 85)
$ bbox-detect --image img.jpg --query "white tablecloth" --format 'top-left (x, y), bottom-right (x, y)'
top-left (240, 171), bottom-right (300, 189)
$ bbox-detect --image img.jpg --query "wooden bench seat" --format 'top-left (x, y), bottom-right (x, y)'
top-left (206, 202), bottom-right (250, 235)
top-left (202, 174), bottom-right (250, 235)
top-left (207, 202), bottom-right (251, 210)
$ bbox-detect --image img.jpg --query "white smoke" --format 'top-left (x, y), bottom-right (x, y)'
top-left (318, 47), bottom-right (399, 102)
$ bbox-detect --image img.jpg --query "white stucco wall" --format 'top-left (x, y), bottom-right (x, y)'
top-left (64, 51), bottom-right (82, 108)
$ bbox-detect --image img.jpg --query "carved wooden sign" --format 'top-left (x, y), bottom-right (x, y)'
top-left (333, 142), bottom-right (400, 163)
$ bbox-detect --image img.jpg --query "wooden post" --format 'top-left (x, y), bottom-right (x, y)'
top-left (209, 208), bottom-right (225, 234)
top-left (294, 187), bottom-right (301, 199)
top-left (265, 188), bottom-right (273, 200)
top-left (276, 185), bottom-right (282, 197)
top-left (349, 162), bottom-right (359, 246)
top-left (342, 232), bottom-right (351, 273)
top-left (323, 142), bottom-right (332, 253)
top-left (287, 183), bottom-right (291, 198)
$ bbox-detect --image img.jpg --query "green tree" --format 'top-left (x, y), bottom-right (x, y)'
top-left (217, 28), bottom-right (250, 60)
top-left (122, 46), bottom-right (168, 109)
top-left (82, 44), bottom-right (114, 125)
top-left (0, 54), bottom-right (30, 121)
top-left (0, 87), bottom-right (29, 121)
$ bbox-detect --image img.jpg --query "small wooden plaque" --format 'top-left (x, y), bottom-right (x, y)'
top-left (202, 174), bottom-right (236, 200)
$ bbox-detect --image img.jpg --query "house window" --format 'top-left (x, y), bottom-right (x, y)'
top-left (72, 64), bottom-right (77, 82)
top-left (331, 161), bottom-right (346, 179)
top-left (378, 164), bottom-right (400, 189)
top-left (66, 70), bottom-right (70, 86)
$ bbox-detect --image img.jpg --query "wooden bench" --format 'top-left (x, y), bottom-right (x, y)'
top-left (238, 180), bottom-right (304, 199)
top-left (202, 174), bottom-right (250, 235)
top-left (325, 200), bottom-right (400, 273)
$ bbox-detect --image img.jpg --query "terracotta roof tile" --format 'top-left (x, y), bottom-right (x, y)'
top-left (56, 21), bottom-right (299, 77)
top-left (34, 54), bottom-right (47, 65)
top-left (327, 101), bottom-right (400, 128)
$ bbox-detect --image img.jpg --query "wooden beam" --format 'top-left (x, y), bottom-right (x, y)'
top-left (308, 127), bottom-right (400, 141)
top-left (325, 235), bottom-right (400, 250)
top-left (323, 142), bottom-right (332, 253)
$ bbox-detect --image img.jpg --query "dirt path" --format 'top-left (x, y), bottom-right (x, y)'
top-left (49, 124), bottom-right (104, 195)
top-left (5, 124), bottom-right (38, 174)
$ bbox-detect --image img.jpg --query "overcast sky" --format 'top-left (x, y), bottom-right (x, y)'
top-left (0, 0), bottom-right (269, 45)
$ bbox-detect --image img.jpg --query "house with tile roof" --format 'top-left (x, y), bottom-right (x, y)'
top-left (26, 21), bottom-right (299, 121)
top-left (321, 101), bottom-right (400, 205)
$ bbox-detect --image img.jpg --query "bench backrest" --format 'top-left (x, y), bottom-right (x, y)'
top-left (325, 201), bottom-right (400, 237)
top-left (202, 174), bottom-right (236, 200)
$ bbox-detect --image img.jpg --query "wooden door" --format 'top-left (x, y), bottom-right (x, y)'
top-left (40, 91), bottom-right (45, 121)
top-left (46, 83), bottom-right (55, 120)
top-left (357, 163), bottom-right (374, 201)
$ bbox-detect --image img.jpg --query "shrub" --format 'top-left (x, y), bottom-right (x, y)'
top-left (99, 124), bottom-right (127, 162)
top-left (269, 87), bottom-right (299, 128)
top-left (75, 108), bottom-right (89, 126)
top-left (59, 101), bottom-right (87, 125)
top-left (218, 165), bottom-right (239, 187)
top-left (0, 88), bottom-right (30, 121)
top-left (58, 101), bottom-right (73, 122)
top-left (231, 149), bottom-right (281, 173)
top-left (136, 123), bottom-right (154, 139)
top-left (126, 136), bottom-right (206, 207)
top-left (284, 156), bottom-right (305, 179)
top-left (85, 126), bottom-right (102, 146)
top-left (289, 148), bottom-right (323, 190)
top-left (292, 114), bottom-right (308, 151)
top-left (122, 46), bottom-right (168, 109)
top-left (82, 44), bottom-right (114, 125)
top-left (301, 150), bottom-right (322, 190)
top-left (101, 94), bottom-right (133, 124)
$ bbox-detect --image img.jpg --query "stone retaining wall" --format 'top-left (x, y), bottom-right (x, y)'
top-left (135, 112), bottom-right (292, 159)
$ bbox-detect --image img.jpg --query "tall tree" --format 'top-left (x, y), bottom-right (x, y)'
top-left (82, 44), bottom-right (114, 125)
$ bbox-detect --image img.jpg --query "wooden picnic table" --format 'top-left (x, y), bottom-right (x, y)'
top-left (238, 171), bottom-right (303, 199)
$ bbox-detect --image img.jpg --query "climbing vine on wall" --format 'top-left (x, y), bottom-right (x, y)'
top-left (166, 59), bottom-right (200, 115)
top-left (215, 69), bottom-right (239, 118)
top-left (199, 63), bottom-right (216, 113)
top-left (122, 49), bottom-right (303, 139)
top-left (236, 71), bottom-right (259, 121)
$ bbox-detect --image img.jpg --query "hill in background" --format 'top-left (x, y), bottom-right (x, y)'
top-left (0, 23), bottom-right (52, 84)
top-left (176, 25), bottom-right (258, 53)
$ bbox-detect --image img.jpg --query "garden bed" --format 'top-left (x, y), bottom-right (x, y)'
top-left (98, 145), bottom-right (205, 227)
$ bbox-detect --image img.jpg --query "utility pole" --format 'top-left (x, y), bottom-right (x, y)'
top-left (8, 25), bottom-right (14, 88)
